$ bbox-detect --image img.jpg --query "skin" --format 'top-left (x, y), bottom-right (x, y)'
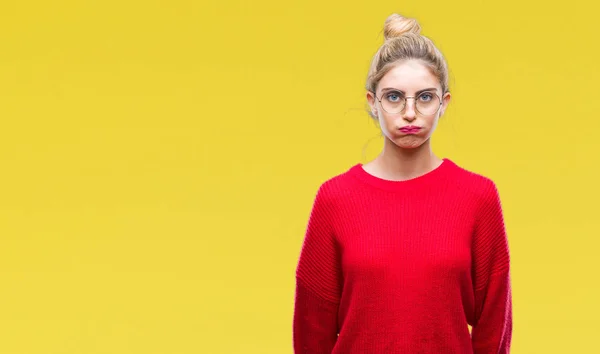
top-left (364, 59), bottom-right (452, 181)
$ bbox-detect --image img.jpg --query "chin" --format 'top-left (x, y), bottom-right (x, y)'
top-left (391, 136), bottom-right (426, 149)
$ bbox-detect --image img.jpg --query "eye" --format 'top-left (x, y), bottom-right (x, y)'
top-left (385, 92), bottom-right (403, 102)
top-left (419, 92), bottom-right (434, 102)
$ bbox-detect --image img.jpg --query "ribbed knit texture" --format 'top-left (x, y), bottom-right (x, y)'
top-left (293, 159), bottom-right (512, 354)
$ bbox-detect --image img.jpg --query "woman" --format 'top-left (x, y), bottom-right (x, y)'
top-left (293, 13), bottom-right (512, 354)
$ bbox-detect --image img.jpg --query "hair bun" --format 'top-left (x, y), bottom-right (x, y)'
top-left (383, 13), bottom-right (421, 40)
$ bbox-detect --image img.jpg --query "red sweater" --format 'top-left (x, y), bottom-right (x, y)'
top-left (294, 159), bottom-right (512, 353)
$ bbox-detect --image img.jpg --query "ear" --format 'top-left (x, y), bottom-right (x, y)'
top-left (366, 91), bottom-right (378, 116)
top-left (439, 91), bottom-right (451, 117)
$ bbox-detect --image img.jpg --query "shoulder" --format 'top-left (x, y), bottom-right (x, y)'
top-left (447, 160), bottom-right (502, 204)
top-left (311, 164), bottom-right (361, 203)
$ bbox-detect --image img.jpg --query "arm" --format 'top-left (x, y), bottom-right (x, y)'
top-left (470, 182), bottom-right (513, 353)
top-left (293, 184), bottom-right (342, 354)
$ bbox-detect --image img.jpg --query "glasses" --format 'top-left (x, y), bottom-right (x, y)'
top-left (373, 90), bottom-right (442, 116)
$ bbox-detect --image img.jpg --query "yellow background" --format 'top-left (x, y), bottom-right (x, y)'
top-left (1, 1), bottom-right (598, 353)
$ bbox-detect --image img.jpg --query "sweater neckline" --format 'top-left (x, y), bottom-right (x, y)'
top-left (349, 158), bottom-right (455, 191)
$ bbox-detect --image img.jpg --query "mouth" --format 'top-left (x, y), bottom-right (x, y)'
top-left (399, 126), bottom-right (422, 134)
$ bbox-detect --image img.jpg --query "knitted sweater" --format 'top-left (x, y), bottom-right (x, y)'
top-left (293, 159), bottom-right (512, 353)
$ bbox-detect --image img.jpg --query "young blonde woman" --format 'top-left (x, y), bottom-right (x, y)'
top-left (293, 13), bottom-right (512, 354)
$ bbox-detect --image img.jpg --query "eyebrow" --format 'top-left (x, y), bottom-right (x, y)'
top-left (381, 87), bottom-right (437, 94)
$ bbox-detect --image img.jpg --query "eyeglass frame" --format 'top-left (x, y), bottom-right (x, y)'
top-left (371, 90), bottom-right (444, 116)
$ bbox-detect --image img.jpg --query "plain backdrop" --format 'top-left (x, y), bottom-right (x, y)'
top-left (1, 1), bottom-right (599, 353)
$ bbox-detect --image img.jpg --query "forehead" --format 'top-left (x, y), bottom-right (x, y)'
top-left (378, 60), bottom-right (440, 92)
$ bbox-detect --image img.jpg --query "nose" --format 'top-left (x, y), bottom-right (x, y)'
top-left (403, 98), bottom-right (417, 122)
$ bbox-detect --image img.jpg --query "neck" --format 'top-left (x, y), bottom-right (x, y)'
top-left (369, 138), bottom-right (443, 181)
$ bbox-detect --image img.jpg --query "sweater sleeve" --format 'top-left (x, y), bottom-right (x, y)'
top-left (470, 181), bottom-right (513, 354)
top-left (293, 184), bottom-right (342, 354)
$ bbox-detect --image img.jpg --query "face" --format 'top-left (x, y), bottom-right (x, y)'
top-left (367, 60), bottom-right (451, 150)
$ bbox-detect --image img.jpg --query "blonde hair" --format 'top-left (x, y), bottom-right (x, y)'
top-left (366, 14), bottom-right (450, 118)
